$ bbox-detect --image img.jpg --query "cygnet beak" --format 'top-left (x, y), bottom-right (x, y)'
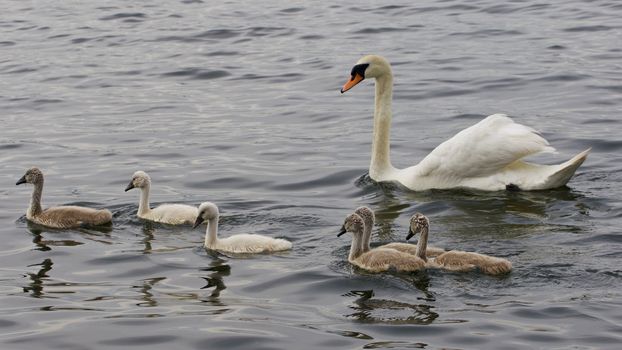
top-left (193, 216), bottom-right (205, 229)
top-left (124, 181), bottom-right (135, 192)
top-left (16, 175), bottom-right (27, 186)
top-left (337, 226), bottom-right (347, 237)
top-left (406, 227), bottom-right (416, 241)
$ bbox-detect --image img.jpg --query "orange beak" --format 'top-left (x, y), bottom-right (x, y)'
top-left (341, 73), bottom-right (364, 93)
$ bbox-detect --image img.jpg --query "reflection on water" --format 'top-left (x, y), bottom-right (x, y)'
top-left (23, 258), bottom-right (53, 298)
top-left (357, 175), bottom-right (589, 241)
top-left (134, 277), bottom-right (166, 307)
top-left (27, 224), bottom-right (84, 251)
top-left (200, 257), bottom-right (230, 303)
top-left (344, 289), bottom-right (438, 325)
top-left (141, 223), bottom-right (156, 254)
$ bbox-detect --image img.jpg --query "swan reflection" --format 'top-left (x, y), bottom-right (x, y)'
top-left (200, 256), bottom-right (230, 303)
top-left (344, 289), bottom-right (438, 325)
top-left (23, 258), bottom-right (53, 298)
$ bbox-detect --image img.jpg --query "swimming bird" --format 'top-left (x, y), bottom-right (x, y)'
top-left (341, 55), bottom-right (590, 191)
top-left (16, 167), bottom-right (112, 229)
top-left (355, 206), bottom-right (445, 257)
top-left (193, 202), bottom-right (292, 253)
top-left (338, 213), bottom-right (425, 273)
top-left (125, 171), bottom-right (198, 225)
top-left (406, 213), bottom-right (512, 275)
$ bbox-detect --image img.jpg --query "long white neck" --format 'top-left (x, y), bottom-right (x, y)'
top-left (204, 216), bottom-right (219, 247)
top-left (370, 73), bottom-right (397, 180)
top-left (137, 184), bottom-right (151, 216)
top-left (348, 232), bottom-right (365, 261)
top-left (415, 226), bottom-right (429, 262)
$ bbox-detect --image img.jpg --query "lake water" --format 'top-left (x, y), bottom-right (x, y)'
top-left (1, 0), bottom-right (621, 349)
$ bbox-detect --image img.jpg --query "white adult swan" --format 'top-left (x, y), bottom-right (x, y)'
top-left (338, 212), bottom-right (425, 273)
top-left (125, 171), bottom-right (198, 225)
top-left (354, 206), bottom-right (445, 257)
top-left (193, 202), bottom-right (292, 253)
top-left (341, 55), bottom-right (590, 191)
top-left (16, 167), bottom-right (112, 229)
top-left (406, 213), bottom-right (512, 275)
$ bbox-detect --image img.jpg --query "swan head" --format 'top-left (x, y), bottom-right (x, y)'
top-left (341, 55), bottom-right (392, 93)
top-left (125, 171), bottom-right (151, 192)
top-left (193, 202), bottom-right (219, 229)
top-left (354, 206), bottom-right (375, 227)
top-left (338, 213), bottom-right (364, 237)
top-left (406, 213), bottom-right (429, 240)
top-left (16, 167), bottom-right (43, 186)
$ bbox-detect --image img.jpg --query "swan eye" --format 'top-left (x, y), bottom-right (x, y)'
top-left (350, 63), bottom-right (369, 79)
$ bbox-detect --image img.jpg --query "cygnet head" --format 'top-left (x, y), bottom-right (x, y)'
top-left (125, 171), bottom-right (151, 192)
top-left (341, 55), bottom-right (391, 93)
top-left (16, 167), bottom-right (44, 186)
top-left (406, 213), bottom-right (429, 240)
top-left (193, 202), bottom-right (219, 229)
top-left (354, 206), bottom-right (375, 226)
top-left (338, 213), bottom-right (364, 237)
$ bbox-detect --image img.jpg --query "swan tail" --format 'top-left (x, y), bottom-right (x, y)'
top-left (538, 148), bottom-right (590, 190)
top-left (274, 239), bottom-right (293, 251)
top-left (479, 260), bottom-right (513, 275)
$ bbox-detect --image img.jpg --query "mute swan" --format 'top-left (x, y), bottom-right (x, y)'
top-left (355, 206), bottom-right (445, 257)
top-left (341, 55), bottom-right (590, 191)
top-left (338, 213), bottom-right (425, 272)
top-left (193, 202), bottom-right (292, 253)
top-left (125, 171), bottom-right (198, 225)
top-left (406, 213), bottom-right (512, 275)
top-left (16, 167), bottom-right (112, 229)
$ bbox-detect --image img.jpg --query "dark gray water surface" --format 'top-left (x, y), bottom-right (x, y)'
top-left (1, 0), bottom-right (621, 349)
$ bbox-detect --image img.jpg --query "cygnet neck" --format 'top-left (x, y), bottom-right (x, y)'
top-left (28, 179), bottom-right (44, 217)
top-left (348, 230), bottom-right (365, 261)
top-left (414, 225), bottom-right (429, 262)
top-left (137, 183), bottom-right (151, 216)
top-left (204, 215), bottom-right (219, 247)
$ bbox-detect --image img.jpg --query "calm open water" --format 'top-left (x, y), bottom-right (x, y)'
top-left (1, 0), bottom-right (621, 349)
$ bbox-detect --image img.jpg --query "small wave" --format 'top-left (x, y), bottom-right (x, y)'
top-left (563, 25), bottom-right (614, 32)
top-left (160, 68), bottom-right (230, 80)
top-left (99, 13), bottom-right (147, 21)
top-left (354, 27), bottom-right (411, 34)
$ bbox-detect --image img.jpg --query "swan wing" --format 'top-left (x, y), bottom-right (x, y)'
top-left (412, 114), bottom-right (554, 179)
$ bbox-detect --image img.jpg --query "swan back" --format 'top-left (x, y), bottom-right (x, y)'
top-left (212, 233), bottom-right (292, 254)
top-left (353, 248), bottom-right (425, 273)
top-left (433, 251), bottom-right (512, 275)
top-left (34, 206), bottom-right (113, 229)
top-left (145, 204), bottom-right (198, 225)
